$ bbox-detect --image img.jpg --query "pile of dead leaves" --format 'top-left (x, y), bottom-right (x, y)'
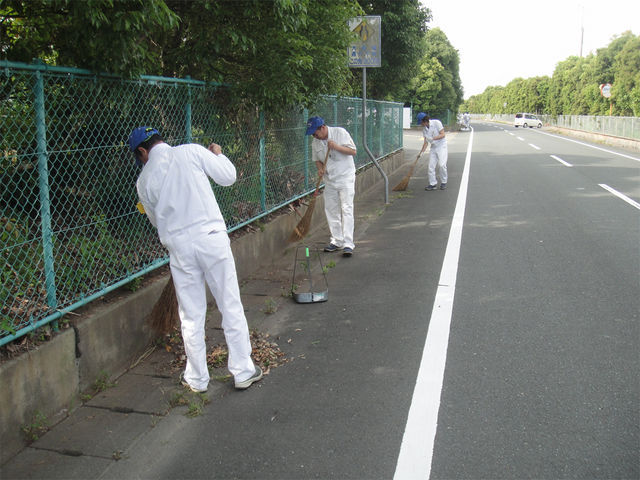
top-left (165, 328), bottom-right (288, 375)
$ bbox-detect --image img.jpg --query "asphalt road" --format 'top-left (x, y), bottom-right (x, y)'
top-left (94, 123), bottom-right (639, 479)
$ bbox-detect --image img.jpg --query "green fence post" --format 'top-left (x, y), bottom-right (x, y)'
top-left (34, 67), bottom-right (58, 326)
top-left (259, 109), bottom-right (266, 211)
top-left (378, 103), bottom-right (384, 154)
top-left (303, 108), bottom-right (309, 189)
top-left (353, 102), bottom-right (359, 162)
top-left (185, 76), bottom-right (192, 142)
top-left (333, 97), bottom-right (338, 125)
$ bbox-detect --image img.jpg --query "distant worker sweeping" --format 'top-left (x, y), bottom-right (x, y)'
top-left (128, 126), bottom-right (263, 393)
top-left (305, 116), bottom-right (357, 257)
top-left (417, 112), bottom-right (448, 191)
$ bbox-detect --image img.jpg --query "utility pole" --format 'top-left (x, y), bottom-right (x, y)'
top-left (579, 4), bottom-right (584, 57)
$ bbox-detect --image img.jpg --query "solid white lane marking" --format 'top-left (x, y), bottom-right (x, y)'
top-left (550, 155), bottom-right (573, 167)
top-left (393, 127), bottom-right (473, 480)
top-left (598, 184), bottom-right (640, 210)
top-left (529, 143), bottom-right (541, 150)
top-left (536, 131), bottom-right (640, 163)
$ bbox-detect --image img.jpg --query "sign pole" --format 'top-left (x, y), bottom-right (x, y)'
top-left (361, 67), bottom-right (389, 204)
top-left (349, 15), bottom-right (388, 204)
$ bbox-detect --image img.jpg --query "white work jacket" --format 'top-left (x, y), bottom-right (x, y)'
top-left (312, 126), bottom-right (356, 186)
top-left (136, 142), bottom-right (235, 247)
top-left (423, 118), bottom-right (446, 148)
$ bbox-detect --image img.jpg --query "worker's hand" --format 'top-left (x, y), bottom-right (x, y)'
top-left (425, 136), bottom-right (433, 143)
top-left (317, 165), bottom-right (325, 177)
top-left (208, 142), bottom-right (222, 155)
top-left (327, 140), bottom-right (337, 151)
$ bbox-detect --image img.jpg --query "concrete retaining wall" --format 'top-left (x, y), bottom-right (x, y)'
top-left (0, 150), bottom-right (403, 466)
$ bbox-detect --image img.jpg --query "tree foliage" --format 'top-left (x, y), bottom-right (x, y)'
top-left (0, 0), bottom-right (179, 75)
top-left (461, 31), bottom-right (639, 116)
top-left (405, 28), bottom-right (463, 117)
top-left (0, 0), bottom-right (470, 116)
top-left (157, 0), bottom-right (362, 112)
top-left (1, 0), bottom-right (362, 113)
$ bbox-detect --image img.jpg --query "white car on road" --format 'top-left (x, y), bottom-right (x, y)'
top-left (514, 113), bottom-right (542, 128)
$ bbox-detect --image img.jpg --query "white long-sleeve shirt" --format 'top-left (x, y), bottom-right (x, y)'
top-left (311, 126), bottom-right (356, 185)
top-left (136, 142), bottom-right (235, 247)
top-left (423, 118), bottom-right (446, 148)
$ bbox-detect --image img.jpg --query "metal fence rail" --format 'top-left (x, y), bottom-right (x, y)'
top-left (470, 113), bottom-right (640, 140)
top-left (1, 60), bottom-right (403, 346)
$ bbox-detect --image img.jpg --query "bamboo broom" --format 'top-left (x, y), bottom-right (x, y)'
top-left (147, 275), bottom-right (180, 335)
top-left (392, 152), bottom-right (422, 191)
top-left (288, 148), bottom-right (330, 242)
top-left (136, 202), bottom-right (180, 335)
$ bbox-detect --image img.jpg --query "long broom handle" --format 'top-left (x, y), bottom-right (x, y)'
top-left (312, 147), bottom-right (331, 196)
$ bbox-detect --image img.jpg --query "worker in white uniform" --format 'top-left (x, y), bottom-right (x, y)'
top-left (128, 126), bottom-right (262, 393)
top-left (417, 112), bottom-right (448, 190)
top-left (305, 116), bottom-right (357, 257)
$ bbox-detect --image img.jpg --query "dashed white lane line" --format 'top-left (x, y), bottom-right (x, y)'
top-left (529, 143), bottom-right (541, 150)
top-left (598, 184), bottom-right (640, 210)
top-left (550, 155), bottom-right (573, 167)
top-left (537, 131), bottom-right (640, 163)
top-left (393, 128), bottom-right (474, 480)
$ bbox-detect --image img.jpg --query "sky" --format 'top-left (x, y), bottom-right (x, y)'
top-left (420, 0), bottom-right (640, 98)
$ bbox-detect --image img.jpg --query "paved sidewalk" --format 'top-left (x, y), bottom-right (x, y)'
top-left (1, 132), bottom-right (438, 479)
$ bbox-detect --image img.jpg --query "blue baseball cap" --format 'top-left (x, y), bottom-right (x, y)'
top-left (128, 126), bottom-right (160, 152)
top-left (417, 112), bottom-right (428, 123)
top-left (305, 116), bottom-right (324, 136)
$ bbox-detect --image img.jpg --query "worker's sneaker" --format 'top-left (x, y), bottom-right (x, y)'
top-left (323, 243), bottom-right (341, 252)
top-left (342, 247), bottom-right (353, 257)
top-left (235, 366), bottom-right (263, 390)
top-left (179, 373), bottom-right (207, 393)
top-left (425, 185), bottom-right (437, 191)
top-left (439, 183), bottom-right (447, 190)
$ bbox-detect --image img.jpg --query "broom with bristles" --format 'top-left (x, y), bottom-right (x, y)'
top-left (136, 202), bottom-right (180, 335)
top-left (147, 275), bottom-right (180, 335)
top-left (288, 148), bottom-right (330, 242)
top-left (392, 152), bottom-right (422, 191)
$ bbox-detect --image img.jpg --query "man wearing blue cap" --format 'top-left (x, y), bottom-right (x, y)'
top-left (417, 112), bottom-right (448, 190)
top-left (128, 127), bottom-right (262, 393)
top-left (305, 116), bottom-right (357, 257)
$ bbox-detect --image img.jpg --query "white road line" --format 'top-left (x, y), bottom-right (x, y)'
top-left (550, 155), bottom-right (573, 167)
top-left (536, 131), bottom-right (640, 162)
top-left (517, 137), bottom-right (524, 141)
top-left (598, 184), bottom-right (640, 210)
top-left (529, 143), bottom-right (541, 150)
top-left (393, 128), bottom-right (473, 480)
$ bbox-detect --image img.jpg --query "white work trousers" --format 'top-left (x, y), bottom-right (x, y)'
top-left (167, 231), bottom-right (255, 391)
top-left (428, 144), bottom-right (448, 186)
top-left (323, 180), bottom-right (355, 250)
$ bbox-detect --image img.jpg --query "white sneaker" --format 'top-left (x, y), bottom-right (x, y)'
top-left (235, 366), bottom-right (263, 390)
top-left (180, 373), bottom-right (207, 393)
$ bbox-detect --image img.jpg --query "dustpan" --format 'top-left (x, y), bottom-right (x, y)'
top-left (291, 246), bottom-right (328, 303)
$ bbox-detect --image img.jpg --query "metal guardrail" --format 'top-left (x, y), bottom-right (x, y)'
top-left (470, 113), bottom-right (640, 141)
top-left (1, 60), bottom-right (403, 346)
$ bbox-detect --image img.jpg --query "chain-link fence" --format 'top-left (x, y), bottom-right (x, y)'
top-left (1, 60), bottom-right (403, 346)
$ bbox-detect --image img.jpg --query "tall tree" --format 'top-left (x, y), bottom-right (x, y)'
top-left (407, 28), bottom-right (463, 118)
